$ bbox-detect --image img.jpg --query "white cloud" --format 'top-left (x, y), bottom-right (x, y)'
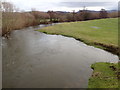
top-left (62, 0), bottom-right (119, 2)
top-left (4, 0), bottom-right (119, 11)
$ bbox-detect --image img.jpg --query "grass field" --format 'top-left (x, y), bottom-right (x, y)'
top-left (37, 18), bottom-right (119, 88)
top-left (37, 18), bottom-right (118, 55)
top-left (88, 62), bottom-right (119, 88)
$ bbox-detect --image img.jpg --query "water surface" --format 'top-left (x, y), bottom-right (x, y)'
top-left (2, 24), bottom-right (119, 88)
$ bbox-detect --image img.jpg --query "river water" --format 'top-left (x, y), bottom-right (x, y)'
top-left (2, 24), bottom-right (119, 88)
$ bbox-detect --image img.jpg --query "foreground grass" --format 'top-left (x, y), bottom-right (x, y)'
top-left (37, 18), bottom-right (118, 55)
top-left (88, 62), bottom-right (119, 88)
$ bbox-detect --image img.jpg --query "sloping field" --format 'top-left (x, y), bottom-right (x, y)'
top-left (38, 18), bottom-right (118, 55)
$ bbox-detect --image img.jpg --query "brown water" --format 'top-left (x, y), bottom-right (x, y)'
top-left (2, 24), bottom-right (119, 88)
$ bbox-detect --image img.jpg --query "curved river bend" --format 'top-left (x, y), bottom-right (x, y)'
top-left (2, 24), bottom-right (119, 88)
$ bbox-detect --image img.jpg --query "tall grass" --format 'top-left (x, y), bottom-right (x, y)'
top-left (2, 11), bottom-right (119, 36)
top-left (108, 12), bottom-right (118, 18)
top-left (2, 12), bottom-right (49, 36)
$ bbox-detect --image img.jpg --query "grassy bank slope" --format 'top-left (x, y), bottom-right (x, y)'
top-left (88, 62), bottom-right (119, 88)
top-left (37, 18), bottom-right (118, 55)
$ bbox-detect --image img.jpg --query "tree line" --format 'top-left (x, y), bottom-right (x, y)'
top-left (0, 1), bottom-right (119, 36)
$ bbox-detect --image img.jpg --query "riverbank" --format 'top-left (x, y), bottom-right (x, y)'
top-left (37, 18), bottom-right (119, 88)
top-left (37, 18), bottom-right (119, 56)
top-left (88, 62), bottom-right (119, 88)
top-left (2, 11), bottom-right (52, 37)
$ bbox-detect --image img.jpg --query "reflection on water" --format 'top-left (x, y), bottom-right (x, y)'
top-left (2, 24), bottom-right (119, 88)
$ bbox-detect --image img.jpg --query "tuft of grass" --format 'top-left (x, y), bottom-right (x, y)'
top-left (88, 62), bottom-right (119, 88)
top-left (37, 18), bottom-right (119, 55)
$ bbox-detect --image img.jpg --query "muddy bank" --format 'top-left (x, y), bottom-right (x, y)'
top-left (40, 31), bottom-right (119, 57)
top-left (94, 42), bottom-right (119, 57)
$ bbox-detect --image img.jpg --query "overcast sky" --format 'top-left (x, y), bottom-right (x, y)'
top-left (4, 0), bottom-right (119, 12)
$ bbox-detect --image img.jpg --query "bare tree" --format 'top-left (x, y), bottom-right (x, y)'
top-left (47, 11), bottom-right (58, 22)
top-left (47, 11), bottom-right (54, 22)
top-left (2, 1), bottom-right (16, 36)
top-left (99, 9), bottom-right (108, 18)
top-left (2, 2), bottom-right (14, 12)
top-left (77, 6), bottom-right (91, 21)
top-left (72, 10), bottom-right (76, 21)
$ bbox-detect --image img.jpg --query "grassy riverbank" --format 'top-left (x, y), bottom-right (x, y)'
top-left (88, 62), bottom-right (119, 88)
top-left (37, 18), bottom-right (119, 88)
top-left (37, 18), bottom-right (118, 55)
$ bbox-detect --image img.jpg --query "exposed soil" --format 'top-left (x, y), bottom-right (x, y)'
top-left (94, 42), bottom-right (119, 57)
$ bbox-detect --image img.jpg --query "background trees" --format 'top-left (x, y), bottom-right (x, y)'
top-left (77, 10), bottom-right (91, 21)
top-left (47, 11), bottom-right (59, 22)
top-left (2, 1), bottom-right (16, 35)
top-left (1, 2), bottom-right (50, 36)
top-left (1, 1), bottom-right (119, 36)
top-left (99, 9), bottom-right (108, 18)
top-left (2, 2), bottom-right (15, 12)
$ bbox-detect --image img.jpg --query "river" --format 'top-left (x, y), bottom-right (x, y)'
top-left (2, 24), bottom-right (119, 88)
